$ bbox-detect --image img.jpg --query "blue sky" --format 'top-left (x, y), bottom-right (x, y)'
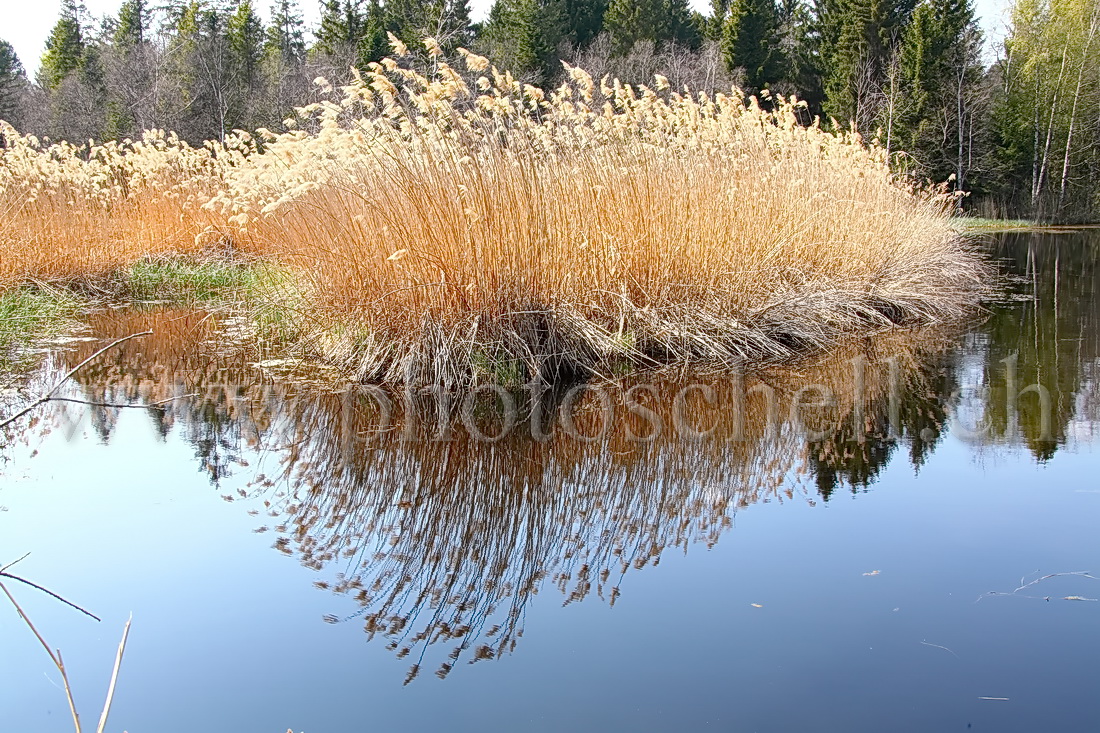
top-left (5, 0), bottom-right (1012, 77)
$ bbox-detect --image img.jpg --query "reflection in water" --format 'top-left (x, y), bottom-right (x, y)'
top-left (11, 230), bottom-right (1100, 683)
top-left (967, 232), bottom-right (1100, 458)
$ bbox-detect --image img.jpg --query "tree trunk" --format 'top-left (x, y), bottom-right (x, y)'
top-left (956, 60), bottom-right (966, 188)
top-left (1035, 47), bottom-right (1068, 215)
top-left (1057, 7), bottom-right (1099, 214)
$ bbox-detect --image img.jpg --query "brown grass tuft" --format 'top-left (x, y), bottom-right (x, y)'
top-left (0, 52), bottom-right (990, 384)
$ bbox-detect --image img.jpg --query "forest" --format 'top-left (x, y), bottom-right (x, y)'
top-left (0, 0), bottom-right (1093, 221)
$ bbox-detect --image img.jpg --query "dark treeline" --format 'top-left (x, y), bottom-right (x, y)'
top-left (0, 0), bottom-right (1097, 220)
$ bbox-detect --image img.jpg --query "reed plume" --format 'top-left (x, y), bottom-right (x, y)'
top-left (0, 37), bottom-right (990, 383)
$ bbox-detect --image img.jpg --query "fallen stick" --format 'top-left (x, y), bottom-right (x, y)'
top-left (0, 331), bottom-right (152, 430)
top-left (44, 394), bottom-right (198, 410)
top-left (95, 615), bottom-right (131, 733)
top-left (976, 570), bottom-right (1099, 602)
top-left (0, 569), bottom-right (101, 621)
top-left (0, 580), bottom-right (82, 732)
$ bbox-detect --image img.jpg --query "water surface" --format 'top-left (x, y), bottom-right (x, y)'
top-left (1, 230), bottom-right (1098, 732)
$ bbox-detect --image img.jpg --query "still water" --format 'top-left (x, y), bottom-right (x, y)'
top-left (1, 230), bottom-right (1098, 732)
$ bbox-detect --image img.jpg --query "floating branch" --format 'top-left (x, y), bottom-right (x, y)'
top-left (976, 571), bottom-right (1099, 602)
top-left (0, 331), bottom-right (153, 429)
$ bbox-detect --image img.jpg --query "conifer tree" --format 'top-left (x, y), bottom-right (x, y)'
top-left (228, 0), bottom-right (265, 85)
top-left (817, 0), bottom-right (915, 128)
top-left (358, 0), bottom-right (389, 65)
top-left (313, 0), bottom-right (386, 67)
top-left (708, 0), bottom-right (731, 38)
top-left (722, 0), bottom-right (782, 92)
top-left (0, 40), bottom-right (27, 126)
top-left (384, 0), bottom-right (473, 50)
top-left (314, 0), bottom-right (355, 56)
top-left (604, 0), bottom-right (697, 53)
top-left (114, 0), bottom-right (151, 48)
top-left (40, 0), bottom-right (88, 90)
top-left (266, 0), bottom-right (306, 63)
top-left (482, 0), bottom-right (566, 80)
top-left (167, 1), bottom-right (236, 141)
top-left (442, 0), bottom-right (475, 47)
top-left (891, 0), bottom-right (981, 185)
top-left (562, 0), bottom-right (609, 47)
top-left (776, 0), bottom-right (823, 110)
top-left (105, 0), bottom-right (154, 139)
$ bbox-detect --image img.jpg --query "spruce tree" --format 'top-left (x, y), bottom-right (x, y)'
top-left (817, 0), bottom-right (915, 127)
top-left (481, 0), bottom-right (566, 80)
top-left (442, 0), bottom-right (475, 48)
top-left (0, 40), bottom-right (27, 126)
top-left (107, 0), bottom-right (154, 140)
top-left (168, 1), bottom-right (237, 141)
top-left (228, 0), bottom-right (265, 85)
top-left (40, 0), bottom-right (87, 90)
top-left (224, 1), bottom-right (265, 131)
top-left (384, 0), bottom-right (473, 50)
top-left (722, 0), bottom-right (782, 92)
top-left (41, 1), bottom-right (110, 142)
top-left (314, 0), bottom-right (354, 56)
top-left (384, 0), bottom-right (429, 44)
top-left (357, 0), bottom-right (389, 65)
top-left (114, 0), bottom-right (151, 48)
top-left (603, 0), bottom-right (697, 53)
top-left (313, 1), bottom-right (389, 69)
top-left (266, 0), bottom-right (306, 63)
top-left (893, 0), bottom-right (982, 184)
top-left (776, 0), bottom-right (823, 110)
top-left (708, 0), bottom-right (732, 39)
top-left (562, 0), bottom-right (609, 47)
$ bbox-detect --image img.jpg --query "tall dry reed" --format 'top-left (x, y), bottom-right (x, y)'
top-left (0, 126), bottom-right (236, 285)
top-left (1, 35), bottom-right (989, 382)
top-left (211, 39), bottom-right (988, 383)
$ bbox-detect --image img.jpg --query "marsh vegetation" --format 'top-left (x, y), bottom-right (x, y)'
top-left (1, 42), bottom-right (988, 386)
top-left (4, 0), bottom-right (1100, 222)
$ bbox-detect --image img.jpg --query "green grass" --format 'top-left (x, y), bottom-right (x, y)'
top-left (0, 286), bottom-right (82, 373)
top-left (471, 350), bottom-right (526, 386)
top-left (125, 257), bottom-right (288, 304)
top-left (953, 217), bottom-right (1037, 232)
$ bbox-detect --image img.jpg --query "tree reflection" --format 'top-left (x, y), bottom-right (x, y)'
top-left (42, 312), bottom-right (963, 680)
top-left (971, 231), bottom-right (1100, 459)
top-left (14, 230), bottom-right (1098, 682)
top-left (808, 355), bottom-right (958, 498)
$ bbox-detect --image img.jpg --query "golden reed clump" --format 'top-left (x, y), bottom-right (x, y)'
top-left (1, 35), bottom-right (989, 383)
top-left (0, 125), bottom-right (236, 284)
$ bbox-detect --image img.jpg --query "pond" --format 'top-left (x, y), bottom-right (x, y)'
top-left (1, 229), bottom-right (1098, 732)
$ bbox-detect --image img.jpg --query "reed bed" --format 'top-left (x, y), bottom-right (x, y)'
top-left (0, 125), bottom-right (228, 286)
top-left (1, 36), bottom-right (990, 384)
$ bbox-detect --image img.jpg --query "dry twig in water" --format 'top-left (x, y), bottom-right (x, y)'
top-left (976, 571), bottom-right (1099, 602)
top-left (0, 558), bottom-right (132, 733)
top-left (0, 331), bottom-right (152, 429)
top-left (919, 640), bottom-right (960, 658)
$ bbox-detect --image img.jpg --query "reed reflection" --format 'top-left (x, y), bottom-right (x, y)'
top-left (252, 339), bottom-right (962, 682)
top-left (21, 230), bottom-right (1098, 682)
top-left (37, 310), bottom-right (967, 682)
